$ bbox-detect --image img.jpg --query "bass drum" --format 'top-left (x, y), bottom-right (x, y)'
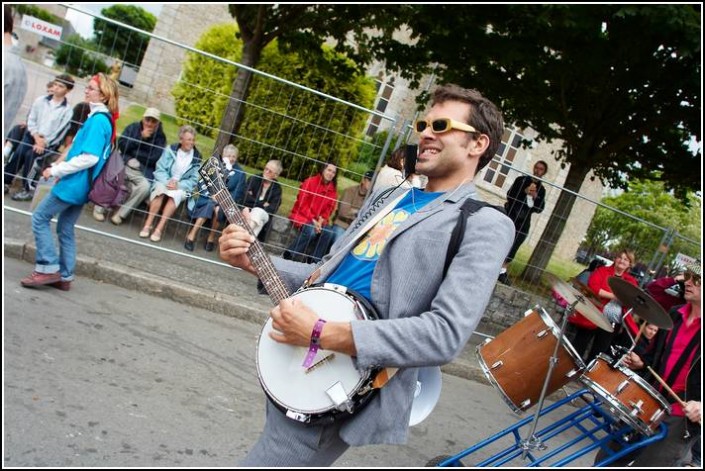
top-left (256, 284), bottom-right (379, 425)
top-left (476, 306), bottom-right (586, 414)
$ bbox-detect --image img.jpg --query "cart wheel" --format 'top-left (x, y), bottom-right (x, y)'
top-left (425, 455), bottom-right (465, 467)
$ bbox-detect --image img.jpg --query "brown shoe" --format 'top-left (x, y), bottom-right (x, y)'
top-left (20, 271), bottom-right (61, 288)
top-left (49, 280), bottom-right (71, 291)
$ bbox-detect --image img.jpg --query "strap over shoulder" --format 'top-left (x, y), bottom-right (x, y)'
top-left (443, 199), bottom-right (506, 278)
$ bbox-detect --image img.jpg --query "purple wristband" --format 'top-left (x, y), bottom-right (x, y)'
top-left (302, 319), bottom-right (327, 368)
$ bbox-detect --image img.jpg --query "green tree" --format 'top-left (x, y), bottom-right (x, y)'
top-left (172, 23), bottom-right (376, 178)
top-left (211, 4), bottom-right (403, 155)
top-left (584, 180), bottom-right (701, 268)
top-left (93, 4), bottom-right (156, 67)
top-left (15, 4), bottom-right (62, 24)
top-left (54, 34), bottom-right (109, 77)
top-left (374, 5), bottom-right (700, 282)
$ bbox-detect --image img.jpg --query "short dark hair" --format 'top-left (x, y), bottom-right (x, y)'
top-left (535, 160), bottom-right (548, 172)
top-left (387, 147), bottom-right (405, 171)
top-left (5, 5), bottom-right (14, 34)
top-left (431, 84), bottom-right (504, 174)
top-left (54, 74), bottom-right (75, 91)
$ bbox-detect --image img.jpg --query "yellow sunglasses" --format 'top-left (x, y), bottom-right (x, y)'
top-left (414, 118), bottom-right (478, 134)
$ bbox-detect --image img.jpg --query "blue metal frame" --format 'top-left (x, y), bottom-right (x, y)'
top-left (434, 389), bottom-right (667, 467)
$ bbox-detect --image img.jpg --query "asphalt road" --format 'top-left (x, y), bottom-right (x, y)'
top-left (4, 256), bottom-right (598, 467)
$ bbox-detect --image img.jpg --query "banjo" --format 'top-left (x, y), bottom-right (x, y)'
top-left (198, 157), bottom-right (381, 425)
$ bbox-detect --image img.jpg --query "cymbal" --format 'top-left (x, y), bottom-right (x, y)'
top-left (550, 276), bottom-right (613, 332)
top-left (608, 277), bottom-right (673, 329)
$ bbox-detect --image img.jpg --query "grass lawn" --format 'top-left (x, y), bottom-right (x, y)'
top-left (507, 246), bottom-right (588, 295)
top-left (117, 104), bottom-right (357, 218)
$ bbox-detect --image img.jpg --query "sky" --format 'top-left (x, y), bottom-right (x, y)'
top-left (64, 3), bottom-right (163, 39)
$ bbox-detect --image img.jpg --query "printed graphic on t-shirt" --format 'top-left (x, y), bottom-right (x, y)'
top-left (351, 209), bottom-right (410, 260)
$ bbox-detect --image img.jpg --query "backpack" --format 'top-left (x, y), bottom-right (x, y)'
top-left (87, 113), bottom-right (128, 209)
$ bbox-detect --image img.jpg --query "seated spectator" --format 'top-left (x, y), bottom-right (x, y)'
top-left (184, 144), bottom-right (245, 252)
top-left (3, 80), bottom-right (55, 165)
top-left (94, 107), bottom-right (167, 224)
top-left (3, 122), bottom-right (26, 166)
top-left (139, 125), bottom-right (201, 242)
top-left (325, 170), bottom-right (373, 250)
top-left (282, 162), bottom-right (338, 263)
top-left (241, 159), bottom-right (283, 240)
top-left (6, 74), bottom-right (74, 200)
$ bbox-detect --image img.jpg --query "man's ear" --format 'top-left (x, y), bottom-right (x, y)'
top-left (467, 134), bottom-right (490, 158)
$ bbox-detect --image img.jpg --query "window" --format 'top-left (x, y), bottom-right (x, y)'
top-left (483, 127), bottom-right (524, 188)
top-left (366, 76), bottom-right (395, 137)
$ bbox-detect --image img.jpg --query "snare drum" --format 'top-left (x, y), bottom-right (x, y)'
top-left (580, 353), bottom-right (671, 436)
top-left (476, 307), bottom-right (586, 414)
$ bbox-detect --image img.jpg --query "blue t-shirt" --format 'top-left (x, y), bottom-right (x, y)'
top-left (325, 188), bottom-right (442, 301)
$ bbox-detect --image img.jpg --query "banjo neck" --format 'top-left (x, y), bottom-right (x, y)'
top-left (199, 157), bottom-right (290, 305)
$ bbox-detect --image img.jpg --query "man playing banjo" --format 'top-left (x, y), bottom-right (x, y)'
top-left (218, 84), bottom-right (514, 466)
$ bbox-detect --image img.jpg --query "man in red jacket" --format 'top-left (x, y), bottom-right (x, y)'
top-left (283, 162), bottom-right (338, 263)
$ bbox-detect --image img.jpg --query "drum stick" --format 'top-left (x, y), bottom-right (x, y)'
top-left (646, 366), bottom-right (687, 407)
top-left (647, 367), bottom-right (701, 425)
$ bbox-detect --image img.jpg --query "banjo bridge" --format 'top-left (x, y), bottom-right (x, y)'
top-left (305, 353), bottom-right (336, 374)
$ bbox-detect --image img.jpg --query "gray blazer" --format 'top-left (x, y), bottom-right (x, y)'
top-left (269, 182), bottom-right (514, 445)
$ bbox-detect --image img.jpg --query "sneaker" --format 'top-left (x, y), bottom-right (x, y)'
top-left (498, 272), bottom-right (512, 286)
top-left (184, 239), bottom-right (195, 252)
top-left (20, 271), bottom-right (61, 288)
top-left (92, 207), bottom-right (105, 222)
top-left (49, 280), bottom-right (71, 291)
top-left (110, 214), bottom-right (123, 225)
top-left (11, 190), bottom-right (34, 202)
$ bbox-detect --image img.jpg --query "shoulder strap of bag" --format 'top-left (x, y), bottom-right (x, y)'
top-left (87, 112), bottom-right (115, 185)
top-left (443, 198), bottom-right (506, 278)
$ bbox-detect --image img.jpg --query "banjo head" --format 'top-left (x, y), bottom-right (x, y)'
top-left (256, 285), bottom-right (375, 417)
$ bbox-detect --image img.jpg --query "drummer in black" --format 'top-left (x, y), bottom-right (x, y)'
top-left (596, 262), bottom-right (701, 467)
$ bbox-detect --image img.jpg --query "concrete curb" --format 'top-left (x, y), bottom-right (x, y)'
top-left (5, 238), bottom-right (268, 326)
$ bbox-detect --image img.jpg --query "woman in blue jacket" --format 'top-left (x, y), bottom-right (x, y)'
top-left (20, 73), bottom-right (119, 291)
top-left (139, 125), bottom-right (202, 242)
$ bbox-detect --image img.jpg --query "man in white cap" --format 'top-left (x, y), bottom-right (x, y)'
top-left (93, 107), bottom-right (166, 223)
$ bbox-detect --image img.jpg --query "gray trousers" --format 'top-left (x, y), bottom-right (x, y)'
top-left (115, 166), bottom-right (151, 219)
top-left (240, 401), bottom-right (350, 467)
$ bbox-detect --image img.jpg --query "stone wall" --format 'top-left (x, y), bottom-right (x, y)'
top-left (479, 282), bottom-right (559, 336)
top-left (130, 4), bottom-right (230, 115)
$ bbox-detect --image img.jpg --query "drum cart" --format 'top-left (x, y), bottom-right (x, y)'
top-left (426, 389), bottom-right (667, 467)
